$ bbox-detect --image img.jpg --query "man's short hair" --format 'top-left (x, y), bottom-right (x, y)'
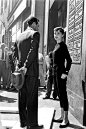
top-left (54, 27), bottom-right (64, 35)
top-left (27, 16), bottom-right (39, 26)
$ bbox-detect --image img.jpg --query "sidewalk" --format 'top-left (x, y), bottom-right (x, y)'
top-left (0, 89), bottom-right (86, 129)
top-left (39, 88), bottom-right (86, 129)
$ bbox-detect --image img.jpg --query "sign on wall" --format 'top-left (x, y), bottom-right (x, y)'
top-left (67, 0), bottom-right (84, 63)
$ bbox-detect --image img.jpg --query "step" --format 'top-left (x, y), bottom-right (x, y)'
top-left (12, 107), bottom-right (55, 129)
top-left (0, 120), bottom-right (17, 129)
top-left (0, 107), bottom-right (18, 114)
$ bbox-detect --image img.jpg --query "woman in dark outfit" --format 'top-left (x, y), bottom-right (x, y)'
top-left (53, 27), bottom-right (72, 128)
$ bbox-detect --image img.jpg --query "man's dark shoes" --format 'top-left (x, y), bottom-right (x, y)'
top-left (8, 86), bottom-right (16, 92)
top-left (59, 121), bottom-right (69, 128)
top-left (20, 122), bottom-right (27, 128)
top-left (53, 97), bottom-right (56, 100)
top-left (44, 86), bottom-right (46, 89)
top-left (27, 124), bottom-right (43, 129)
top-left (6, 87), bottom-right (10, 91)
top-left (33, 125), bottom-right (43, 129)
top-left (43, 96), bottom-right (50, 99)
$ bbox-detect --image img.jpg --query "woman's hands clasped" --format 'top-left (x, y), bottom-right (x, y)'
top-left (61, 73), bottom-right (67, 79)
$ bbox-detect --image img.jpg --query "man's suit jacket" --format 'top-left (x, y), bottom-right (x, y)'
top-left (18, 28), bottom-right (40, 77)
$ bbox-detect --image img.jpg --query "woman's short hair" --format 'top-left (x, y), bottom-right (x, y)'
top-left (54, 27), bottom-right (64, 35)
top-left (27, 16), bottom-right (39, 26)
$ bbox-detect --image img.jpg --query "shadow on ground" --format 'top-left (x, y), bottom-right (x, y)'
top-left (0, 95), bottom-right (17, 103)
top-left (69, 123), bottom-right (85, 129)
top-left (53, 118), bottom-right (85, 129)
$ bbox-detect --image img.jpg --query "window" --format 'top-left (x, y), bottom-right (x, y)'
top-left (0, 0), bottom-right (1, 14)
top-left (11, 20), bottom-right (21, 43)
top-left (12, 25), bottom-right (16, 35)
top-left (1, 0), bottom-right (3, 14)
top-left (17, 29), bottom-right (21, 40)
top-left (23, 20), bottom-right (28, 31)
top-left (8, 0), bottom-right (12, 14)
top-left (0, 23), bottom-right (2, 34)
top-left (8, 0), bottom-right (21, 14)
top-left (57, 1), bottom-right (67, 28)
top-left (12, 33), bottom-right (16, 42)
top-left (12, 0), bottom-right (19, 9)
top-left (0, 0), bottom-right (7, 14)
top-left (16, 20), bottom-right (21, 31)
top-left (4, 0), bottom-right (7, 10)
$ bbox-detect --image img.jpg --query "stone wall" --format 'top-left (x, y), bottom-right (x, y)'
top-left (66, 0), bottom-right (86, 126)
top-left (35, 0), bottom-right (45, 53)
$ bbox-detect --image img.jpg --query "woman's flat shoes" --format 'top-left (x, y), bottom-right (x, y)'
top-left (59, 121), bottom-right (69, 128)
top-left (54, 119), bottom-right (63, 123)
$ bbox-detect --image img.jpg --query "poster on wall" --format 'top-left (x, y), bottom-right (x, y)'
top-left (67, 0), bottom-right (84, 64)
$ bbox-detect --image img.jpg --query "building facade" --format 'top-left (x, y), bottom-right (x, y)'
top-left (48, 0), bottom-right (86, 126)
top-left (5, 0), bottom-right (45, 53)
top-left (0, 0), bottom-right (8, 45)
top-left (7, 0), bottom-right (31, 49)
top-left (66, 0), bottom-right (86, 126)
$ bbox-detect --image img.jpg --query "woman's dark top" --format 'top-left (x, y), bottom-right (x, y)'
top-left (53, 41), bottom-right (72, 76)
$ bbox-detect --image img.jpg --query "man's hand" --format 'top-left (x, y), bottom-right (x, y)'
top-left (19, 66), bottom-right (27, 75)
top-left (15, 66), bottom-right (19, 71)
top-left (61, 73), bottom-right (67, 79)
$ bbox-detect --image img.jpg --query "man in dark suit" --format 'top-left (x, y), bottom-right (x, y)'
top-left (17, 17), bottom-right (43, 129)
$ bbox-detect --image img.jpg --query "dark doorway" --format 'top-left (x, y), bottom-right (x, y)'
top-left (47, 0), bottom-right (67, 53)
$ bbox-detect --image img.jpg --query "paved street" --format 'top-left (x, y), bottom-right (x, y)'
top-left (0, 88), bottom-right (85, 129)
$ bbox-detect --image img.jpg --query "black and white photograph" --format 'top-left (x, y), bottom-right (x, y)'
top-left (0, 0), bottom-right (86, 129)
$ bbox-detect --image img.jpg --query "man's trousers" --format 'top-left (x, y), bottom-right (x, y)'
top-left (18, 75), bottom-right (39, 127)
